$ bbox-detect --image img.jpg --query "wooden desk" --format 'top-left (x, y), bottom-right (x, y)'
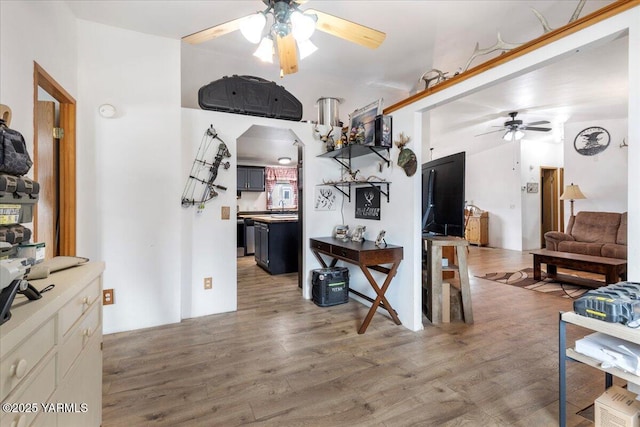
top-left (310, 237), bottom-right (403, 334)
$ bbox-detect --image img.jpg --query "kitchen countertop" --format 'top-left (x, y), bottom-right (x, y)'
top-left (238, 211), bottom-right (298, 223)
top-left (250, 215), bottom-right (298, 223)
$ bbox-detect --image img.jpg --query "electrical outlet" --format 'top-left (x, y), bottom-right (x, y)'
top-left (204, 277), bottom-right (213, 290)
top-left (103, 289), bottom-right (114, 305)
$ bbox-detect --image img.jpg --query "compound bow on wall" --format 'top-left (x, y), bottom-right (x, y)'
top-left (181, 125), bottom-right (231, 210)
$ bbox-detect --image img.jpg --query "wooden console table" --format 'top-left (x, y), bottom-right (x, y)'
top-left (310, 237), bottom-right (403, 334)
top-left (531, 249), bottom-right (627, 288)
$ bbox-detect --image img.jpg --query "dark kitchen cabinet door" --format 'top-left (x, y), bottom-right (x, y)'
top-left (237, 166), bottom-right (265, 192)
top-left (254, 222), bottom-right (268, 269)
top-left (254, 221), bottom-right (298, 275)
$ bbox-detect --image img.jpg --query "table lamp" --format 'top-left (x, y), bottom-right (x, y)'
top-left (559, 183), bottom-right (586, 217)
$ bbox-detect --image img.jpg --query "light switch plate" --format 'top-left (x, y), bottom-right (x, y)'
top-left (221, 206), bottom-right (230, 220)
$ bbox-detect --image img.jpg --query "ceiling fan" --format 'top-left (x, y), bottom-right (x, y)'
top-left (182, 0), bottom-right (386, 76)
top-left (477, 111), bottom-right (552, 141)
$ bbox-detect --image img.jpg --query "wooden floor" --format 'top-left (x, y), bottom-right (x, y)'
top-left (102, 246), bottom-right (611, 426)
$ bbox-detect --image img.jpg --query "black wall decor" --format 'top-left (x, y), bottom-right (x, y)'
top-left (355, 186), bottom-right (381, 220)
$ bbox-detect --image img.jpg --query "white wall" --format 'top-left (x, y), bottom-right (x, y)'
top-left (237, 191), bottom-right (267, 212)
top-left (77, 21), bottom-right (182, 333)
top-left (180, 109), bottom-right (323, 317)
top-left (314, 118), bottom-right (422, 331)
top-left (466, 143), bottom-right (523, 250)
top-left (520, 139), bottom-right (564, 250)
top-left (392, 6), bottom-right (640, 320)
top-left (562, 118), bottom-right (628, 223)
top-left (3, 3), bottom-right (638, 335)
top-left (432, 101), bottom-right (625, 253)
top-left (0, 0), bottom-right (77, 172)
top-left (180, 43), bottom-right (406, 125)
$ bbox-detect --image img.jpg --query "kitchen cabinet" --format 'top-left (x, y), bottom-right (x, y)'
top-left (254, 219), bottom-right (298, 274)
top-left (237, 220), bottom-right (244, 248)
top-left (465, 211), bottom-right (488, 246)
top-left (237, 166), bottom-right (265, 192)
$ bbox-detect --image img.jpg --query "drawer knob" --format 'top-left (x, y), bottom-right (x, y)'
top-left (10, 359), bottom-right (28, 379)
top-left (84, 328), bottom-right (93, 337)
top-left (11, 414), bottom-right (27, 427)
top-left (82, 296), bottom-right (89, 304)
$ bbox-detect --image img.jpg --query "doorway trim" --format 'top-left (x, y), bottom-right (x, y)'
top-left (540, 166), bottom-right (564, 246)
top-left (33, 62), bottom-right (76, 256)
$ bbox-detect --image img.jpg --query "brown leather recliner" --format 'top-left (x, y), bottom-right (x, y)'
top-left (544, 211), bottom-right (627, 259)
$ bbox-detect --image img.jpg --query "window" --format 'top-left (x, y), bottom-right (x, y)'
top-left (265, 166), bottom-right (298, 210)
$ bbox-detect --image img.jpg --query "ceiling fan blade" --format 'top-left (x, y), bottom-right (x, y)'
top-left (524, 120), bottom-right (551, 126)
top-left (182, 15), bottom-right (249, 44)
top-left (475, 129), bottom-right (505, 137)
top-left (306, 8), bottom-right (386, 49)
top-left (522, 126), bottom-right (552, 132)
top-left (277, 33), bottom-right (299, 75)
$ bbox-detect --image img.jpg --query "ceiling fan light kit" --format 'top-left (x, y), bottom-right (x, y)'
top-left (477, 111), bottom-right (552, 140)
top-left (290, 10), bottom-right (316, 41)
top-left (240, 12), bottom-right (267, 44)
top-left (254, 36), bottom-right (275, 63)
top-left (182, 0), bottom-right (385, 75)
top-left (503, 129), bottom-right (524, 141)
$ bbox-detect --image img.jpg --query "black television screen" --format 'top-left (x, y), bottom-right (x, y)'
top-left (421, 152), bottom-right (466, 237)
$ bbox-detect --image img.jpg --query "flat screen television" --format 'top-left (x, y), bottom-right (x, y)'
top-left (421, 152), bottom-right (466, 237)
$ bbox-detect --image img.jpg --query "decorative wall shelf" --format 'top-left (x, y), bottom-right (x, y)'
top-left (317, 145), bottom-right (391, 202)
top-left (318, 181), bottom-right (390, 202)
top-left (318, 145), bottom-right (390, 169)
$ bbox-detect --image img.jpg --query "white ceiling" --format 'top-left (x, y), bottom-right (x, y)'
top-left (65, 0), bottom-right (627, 162)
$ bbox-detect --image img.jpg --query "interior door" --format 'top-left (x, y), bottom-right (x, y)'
top-left (35, 100), bottom-right (59, 258)
top-left (34, 62), bottom-right (77, 256)
top-left (540, 167), bottom-right (560, 247)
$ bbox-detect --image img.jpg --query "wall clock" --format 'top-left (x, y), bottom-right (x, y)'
top-left (573, 126), bottom-right (610, 156)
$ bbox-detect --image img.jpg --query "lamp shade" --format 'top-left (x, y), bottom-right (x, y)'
top-left (559, 183), bottom-right (586, 200)
top-left (502, 129), bottom-right (524, 141)
top-left (253, 36), bottom-right (274, 63)
top-left (290, 11), bottom-right (315, 41)
top-left (240, 13), bottom-right (266, 44)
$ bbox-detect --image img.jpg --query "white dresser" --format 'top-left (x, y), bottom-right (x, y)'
top-left (1, 262), bottom-right (105, 427)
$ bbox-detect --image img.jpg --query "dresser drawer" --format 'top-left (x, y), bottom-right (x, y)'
top-left (59, 277), bottom-right (101, 337)
top-left (58, 302), bottom-right (101, 380)
top-left (0, 317), bottom-right (55, 401)
top-left (0, 354), bottom-right (56, 427)
top-left (310, 239), bottom-right (330, 253)
top-left (331, 245), bottom-right (359, 262)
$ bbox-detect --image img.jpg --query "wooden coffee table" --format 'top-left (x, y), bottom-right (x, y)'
top-left (530, 249), bottom-right (627, 288)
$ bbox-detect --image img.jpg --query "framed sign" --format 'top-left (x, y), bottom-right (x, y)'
top-left (314, 187), bottom-right (337, 211)
top-left (355, 186), bottom-right (381, 220)
top-left (348, 99), bottom-right (382, 145)
top-left (573, 126), bottom-right (610, 156)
